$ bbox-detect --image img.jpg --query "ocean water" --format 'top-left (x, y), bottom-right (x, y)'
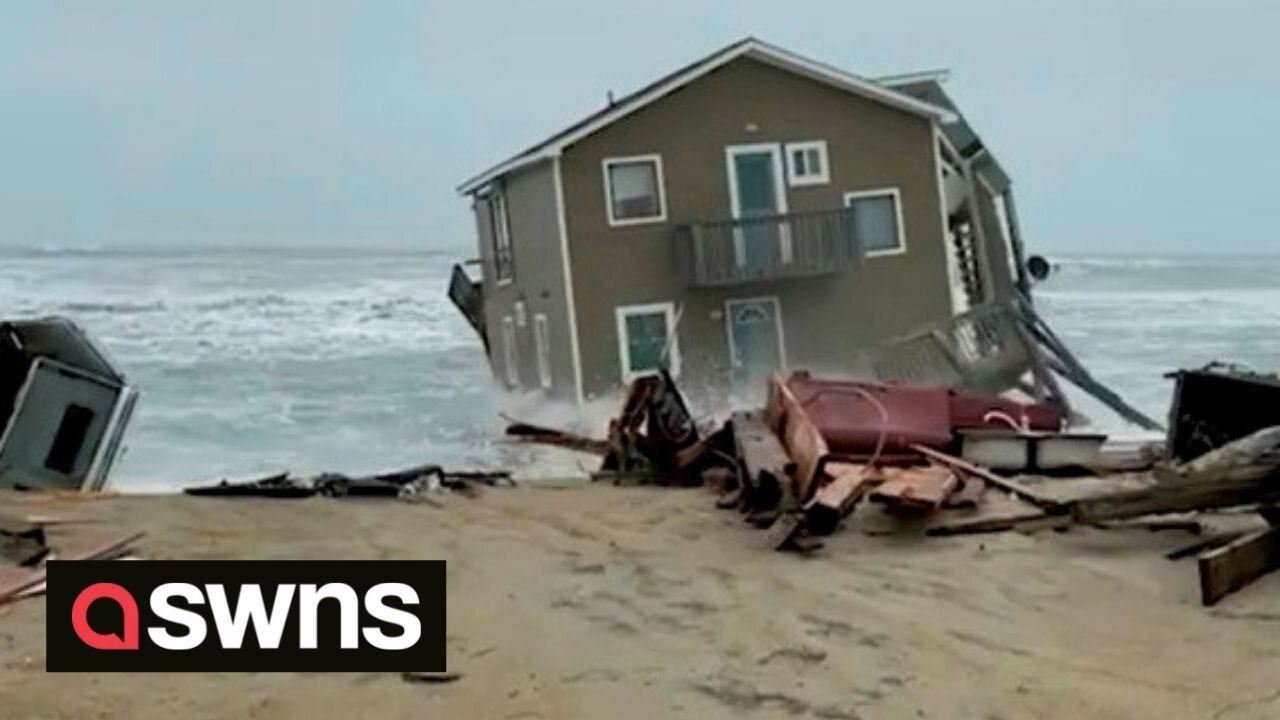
top-left (1, 248), bottom-right (1277, 490)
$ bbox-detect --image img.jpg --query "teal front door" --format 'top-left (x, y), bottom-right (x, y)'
top-left (728, 145), bottom-right (787, 272)
top-left (727, 298), bottom-right (784, 388)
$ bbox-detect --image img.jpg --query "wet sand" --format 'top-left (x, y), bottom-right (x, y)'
top-left (2, 484), bottom-right (1279, 719)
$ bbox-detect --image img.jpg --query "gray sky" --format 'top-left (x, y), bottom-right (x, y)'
top-left (2, 1), bottom-right (1277, 254)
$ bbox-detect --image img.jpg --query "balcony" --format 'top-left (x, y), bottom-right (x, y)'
top-left (674, 207), bottom-right (863, 287)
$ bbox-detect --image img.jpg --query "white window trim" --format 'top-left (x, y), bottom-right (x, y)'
top-left (725, 143), bottom-right (792, 265)
top-left (501, 315), bottom-right (519, 388)
top-left (601, 154), bottom-right (668, 227)
top-left (533, 313), bottom-right (552, 391)
top-left (784, 140), bottom-right (830, 187)
top-left (724, 296), bottom-right (788, 373)
top-left (844, 187), bottom-right (907, 258)
top-left (491, 189), bottom-right (513, 286)
top-left (615, 301), bottom-right (680, 383)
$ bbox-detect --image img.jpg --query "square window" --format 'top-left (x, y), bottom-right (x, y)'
top-left (603, 156), bottom-right (666, 226)
top-left (845, 190), bottom-right (905, 256)
top-left (616, 303), bottom-right (679, 381)
top-left (785, 141), bottom-right (829, 186)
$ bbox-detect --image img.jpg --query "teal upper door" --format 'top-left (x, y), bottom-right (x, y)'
top-left (728, 145), bottom-right (787, 271)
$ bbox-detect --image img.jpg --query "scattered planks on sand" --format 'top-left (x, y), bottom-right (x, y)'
top-left (0, 530), bottom-right (145, 607)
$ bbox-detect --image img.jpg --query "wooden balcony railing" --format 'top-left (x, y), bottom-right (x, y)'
top-left (673, 207), bottom-right (863, 286)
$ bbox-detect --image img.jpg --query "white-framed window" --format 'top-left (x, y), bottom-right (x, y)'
top-left (785, 141), bottom-right (829, 187)
top-left (844, 188), bottom-right (906, 257)
top-left (602, 154), bottom-right (667, 227)
top-left (533, 313), bottom-right (552, 390)
top-left (513, 300), bottom-right (527, 327)
top-left (489, 189), bottom-right (513, 283)
top-left (615, 302), bottom-right (680, 382)
top-left (501, 315), bottom-right (519, 388)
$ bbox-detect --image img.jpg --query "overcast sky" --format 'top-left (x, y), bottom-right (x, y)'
top-left (2, 1), bottom-right (1277, 254)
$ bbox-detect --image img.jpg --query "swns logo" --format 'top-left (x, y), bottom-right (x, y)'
top-left (47, 560), bottom-right (445, 672)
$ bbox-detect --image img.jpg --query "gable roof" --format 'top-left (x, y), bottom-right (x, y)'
top-left (878, 72), bottom-right (1012, 192)
top-left (457, 38), bottom-right (957, 195)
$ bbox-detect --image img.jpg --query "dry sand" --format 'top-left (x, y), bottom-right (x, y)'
top-left (2, 484), bottom-right (1280, 720)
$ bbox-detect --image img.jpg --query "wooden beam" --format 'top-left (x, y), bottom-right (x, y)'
top-left (909, 444), bottom-right (1062, 510)
top-left (804, 466), bottom-right (876, 536)
top-left (1070, 480), bottom-right (1280, 524)
top-left (1198, 526), bottom-right (1280, 606)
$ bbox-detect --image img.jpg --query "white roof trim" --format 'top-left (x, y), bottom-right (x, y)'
top-left (875, 68), bottom-right (952, 87)
top-left (458, 39), bottom-right (956, 195)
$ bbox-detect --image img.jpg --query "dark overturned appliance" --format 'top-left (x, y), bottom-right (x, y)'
top-left (1166, 364), bottom-right (1280, 463)
top-left (0, 317), bottom-right (137, 491)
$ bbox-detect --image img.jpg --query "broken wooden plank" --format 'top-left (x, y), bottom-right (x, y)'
top-left (730, 410), bottom-right (791, 511)
top-left (804, 465), bottom-right (877, 536)
top-left (502, 417), bottom-right (610, 456)
top-left (927, 511), bottom-right (1069, 536)
top-left (1167, 532), bottom-right (1245, 561)
top-left (774, 378), bottom-right (830, 503)
top-left (869, 465), bottom-right (960, 514)
top-left (910, 444), bottom-right (1063, 510)
top-left (0, 531), bottom-right (145, 607)
top-left (1069, 479), bottom-right (1280, 523)
top-left (1198, 526), bottom-right (1280, 606)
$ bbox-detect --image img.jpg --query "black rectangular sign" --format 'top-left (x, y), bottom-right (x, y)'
top-left (46, 560), bottom-right (445, 672)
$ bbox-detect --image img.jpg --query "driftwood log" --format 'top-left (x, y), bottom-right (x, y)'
top-left (1072, 427), bottom-right (1280, 523)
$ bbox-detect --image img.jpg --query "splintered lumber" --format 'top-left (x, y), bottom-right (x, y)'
top-left (1167, 532), bottom-right (1245, 561)
top-left (503, 418), bottom-right (609, 456)
top-left (730, 410), bottom-right (791, 511)
top-left (869, 465), bottom-right (960, 514)
top-left (1157, 426), bottom-right (1280, 486)
top-left (909, 444), bottom-right (1062, 510)
top-left (0, 531), bottom-right (145, 606)
top-left (1198, 526), bottom-right (1280, 606)
top-left (1072, 428), bottom-right (1280, 523)
top-left (804, 464), bottom-right (877, 536)
top-left (927, 509), bottom-right (1068, 536)
top-left (1070, 476), bottom-right (1280, 523)
top-left (773, 377), bottom-right (830, 503)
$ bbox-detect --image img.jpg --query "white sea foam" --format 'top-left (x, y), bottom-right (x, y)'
top-left (2, 249), bottom-right (1277, 488)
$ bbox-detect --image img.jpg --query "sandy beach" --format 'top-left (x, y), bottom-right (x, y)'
top-left (2, 484), bottom-right (1279, 719)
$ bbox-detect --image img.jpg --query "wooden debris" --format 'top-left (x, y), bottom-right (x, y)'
top-left (763, 513), bottom-right (807, 552)
top-left (1198, 526), bottom-right (1280, 606)
top-left (1158, 426), bottom-right (1280, 486)
top-left (927, 510), bottom-right (1069, 537)
top-left (942, 476), bottom-right (985, 509)
top-left (1167, 532), bottom-right (1245, 561)
top-left (730, 410), bottom-right (791, 512)
top-left (401, 671), bottom-right (463, 684)
top-left (910, 444), bottom-right (1063, 511)
top-left (804, 465), bottom-right (877, 536)
top-left (0, 530), bottom-right (144, 607)
top-left (1070, 475), bottom-right (1280, 524)
top-left (771, 375), bottom-right (831, 503)
top-left (503, 418), bottom-right (609, 456)
top-left (869, 465), bottom-right (960, 514)
top-left (589, 469), bottom-right (655, 486)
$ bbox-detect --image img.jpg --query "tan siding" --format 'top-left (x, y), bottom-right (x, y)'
top-left (559, 57), bottom-right (952, 397)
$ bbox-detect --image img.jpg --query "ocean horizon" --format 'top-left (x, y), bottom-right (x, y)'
top-left (4, 247), bottom-right (1278, 490)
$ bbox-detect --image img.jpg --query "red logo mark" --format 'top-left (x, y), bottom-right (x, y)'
top-left (71, 582), bottom-right (139, 650)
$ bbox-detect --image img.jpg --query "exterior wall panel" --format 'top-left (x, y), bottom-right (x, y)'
top-left (473, 160), bottom-right (577, 397)
top-left (558, 58), bottom-right (952, 397)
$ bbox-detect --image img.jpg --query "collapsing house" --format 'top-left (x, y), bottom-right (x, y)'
top-left (448, 37), bottom-right (1153, 429)
top-left (0, 317), bottom-right (137, 492)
